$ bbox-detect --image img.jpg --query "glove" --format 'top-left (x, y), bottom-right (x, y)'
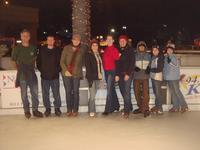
top-left (134, 67), bottom-right (141, 72)
top-left (88, 80), bottom-right (93, 88)
top-left (145, 66), bottom-right (150, 74)
top-left (167, 57), bottom-right (171, 64)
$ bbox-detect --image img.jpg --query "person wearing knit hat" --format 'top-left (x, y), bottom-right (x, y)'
top-left (115, 35), bottom-right (135, 118)
top-left (133, 41), bottom-right (151, 117)
top-left (163, 43), bottom-right (188, 113)
top-left (60, 33), bottom-right (87, 117)
top-left (85, 39), bottom-right (103, 117)
top-left (118, 35), bottom-right (128, 41)
top-left (149, 45), bottom-right (165, 115)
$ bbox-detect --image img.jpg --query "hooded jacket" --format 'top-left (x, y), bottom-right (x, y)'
top-left (134, 41), bottom-right (151, 80)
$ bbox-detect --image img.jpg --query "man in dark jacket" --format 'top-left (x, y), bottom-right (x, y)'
top-left (37, 35), bottom-right (62, 117)
top-left (115, 35), bottom-right (135, 118)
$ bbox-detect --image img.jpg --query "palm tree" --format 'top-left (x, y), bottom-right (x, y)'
top-left (72, 0), bottom-right (91, 44)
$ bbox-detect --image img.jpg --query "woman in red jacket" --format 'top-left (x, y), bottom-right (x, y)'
top-left (102, 35), bottom-right (120, 115)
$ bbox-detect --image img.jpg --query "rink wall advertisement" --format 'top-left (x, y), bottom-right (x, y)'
top-left (0, 67), bottom-right (199, 112)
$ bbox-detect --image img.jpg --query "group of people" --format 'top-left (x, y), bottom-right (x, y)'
top-left (11, 29), bottom-right (189, 119)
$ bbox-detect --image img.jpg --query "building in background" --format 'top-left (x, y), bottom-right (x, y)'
top-left (0, 5), bottom-right (39, 44)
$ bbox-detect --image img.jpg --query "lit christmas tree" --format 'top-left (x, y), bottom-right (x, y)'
top-left (72, 0), bottom-right (91, 44)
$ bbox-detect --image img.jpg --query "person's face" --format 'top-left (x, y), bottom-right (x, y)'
top-left (167, 48), bottom-right (173, 55)
top-left (139, 45), bottom-right (145, 52)
top-left (47, 37), bottom-right (55, 47)
top-left (152, 48), bottom-right (159, 56)
top-left (119, 39), bottom-right (127, 48)
top-left (106, 36), bottom-right (114, 46)
top-left (20, 32), bottom-right (30, 43)
top-left (91, 43), bottom-right (99, 52)
top-left (72, 38), bottom-right (81, 46)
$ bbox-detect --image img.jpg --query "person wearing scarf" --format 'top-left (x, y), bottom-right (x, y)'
top-left (85, 39), bottom-right (103, 117)
top-left (60, 34), bottom-right (87, 117)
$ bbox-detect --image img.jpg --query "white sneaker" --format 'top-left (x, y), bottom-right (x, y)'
top-left (89, 112), bottom-right (95, 117)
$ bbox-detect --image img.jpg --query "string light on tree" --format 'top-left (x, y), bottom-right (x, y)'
top-left (72, 0), bottom-right (91, 45)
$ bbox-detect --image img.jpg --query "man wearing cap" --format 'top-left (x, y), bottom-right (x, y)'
top-left (115, 35), bottom-right (135, 118)
top-left (133, 41), bottom-right (151, 117)
top-left (60, 34), bottom-right (87, 117)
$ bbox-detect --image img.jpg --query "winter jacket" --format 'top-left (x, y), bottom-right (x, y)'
top-left (116, 45), bottom-right (135, 76)
top-left (163, 54), bottom-right (180, 80)
top-left (150, 54), bottom-right (164, 81)
top-left (37, 46), bottom-right (61, 80)
top-left (85, 51), bottom-right (102, 82)
top-left (102, 45), bottom-right (120, 71)
top-left (60, 44), bottom-right (87, 78)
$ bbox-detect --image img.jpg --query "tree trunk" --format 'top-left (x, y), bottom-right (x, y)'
top-left (72, 0), bottom-right (91, 44)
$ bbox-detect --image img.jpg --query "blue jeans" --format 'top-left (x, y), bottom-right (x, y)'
top-left (151, 79), bottom-right (163, 111)
top-left (19, 79), bottom-right (39, 112)
top-left (41, 79), bottom-right (61, 109)
top-left (62, 76), bottom-right (80, 112)
top-left (167, 80), bottom-right (188, 109)
top-left (88, 80), bottom-right (100, 113)
top-left (104, 70), bottom-right (119, 113)
top-left (119, 74), bottom-right (133, 113)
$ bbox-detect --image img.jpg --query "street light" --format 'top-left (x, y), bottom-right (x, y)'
top-left (110, 28), bottom-right (115, 33)
top-left (122, 26), bottom-right (127, 30)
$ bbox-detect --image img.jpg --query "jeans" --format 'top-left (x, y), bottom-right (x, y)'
top-left (19, 78), bottom-right (39, 113)
top-left (151, 79), bottom-right (163, 111)
top-left (88, 80), bottom-right (100, 113)
top-left (41, 78), bottom-right (61, 109)
top-left (63, 76), bottom-right (80, 112)
top-left (167, 80), bottom-right (188, 109)
top-left (104, 70), bottom-right (119, 113)
top-left (133, 79), bottom-right (150, 112)
top-left (119, 74), bottom-right (133, 113)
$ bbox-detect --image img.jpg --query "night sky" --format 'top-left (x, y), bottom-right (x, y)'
top-left (11, 0), bottom-right (200, 44)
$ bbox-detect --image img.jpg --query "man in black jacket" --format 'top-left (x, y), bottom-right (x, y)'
top-left (115, 35), bottom-right (135, 118)
top-left (37, 35), bottom-right (62, 117)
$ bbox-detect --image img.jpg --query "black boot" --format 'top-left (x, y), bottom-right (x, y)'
top-left (55, 108), bottom-right (62, 117)
top-left (24, 111), bottom-right (31, 119)
top-left (144, 110), bottom-right (150, 118)
top-left (44, 108), bottom-right (51, 117)
top-left (33, 110), bottom-right (43, 118)
top-left (102, 112), bottom-right (110, 116)
top-left (133, 109), bottom-right (142, 114)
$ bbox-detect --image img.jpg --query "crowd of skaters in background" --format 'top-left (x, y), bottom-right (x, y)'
top-left (11, 29), bottom-right (189, 119)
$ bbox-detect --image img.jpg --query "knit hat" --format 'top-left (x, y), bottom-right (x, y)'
top-left (90, 39), bottom-right (99, 46)
top-left (166, 43), bottom-right (175, 50)
top-left (118, 35), bottom-right (128, 41)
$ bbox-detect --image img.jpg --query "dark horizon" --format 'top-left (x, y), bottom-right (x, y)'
top-left (9, 0), bottom-right (200, 45)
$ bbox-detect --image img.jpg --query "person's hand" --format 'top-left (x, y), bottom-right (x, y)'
top-left (145, 66), bottom-right (150, 74)
top-left (124, 74), bottom-right (130, 81)
top-left (115, 76), bottom-right (120, 82)
top-left (167, 57), bottom-right (171, 63)
top-left (65, 71), bottom-right (72, 77)
top-left (88, 80), bottom-right (93, 88)
top-left (134, 67), bottom-right (141, 72)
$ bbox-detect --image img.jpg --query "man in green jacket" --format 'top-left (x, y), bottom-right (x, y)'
top-left (60, 34), bottom-right (87, 117)
top-left (11, 29), bottom-right (43, 119)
